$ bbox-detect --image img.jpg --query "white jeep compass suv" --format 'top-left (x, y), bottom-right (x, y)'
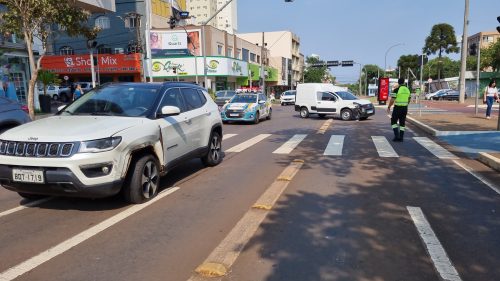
top-left (0, 82), bottom-right (223, 203)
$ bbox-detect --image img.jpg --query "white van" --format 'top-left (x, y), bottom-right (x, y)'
top-left (294, 83), bottom-right (375, 120)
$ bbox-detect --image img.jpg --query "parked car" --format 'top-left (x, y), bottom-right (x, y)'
top-left (0, 82), bottom-right (223, 203)
top-left (280, 90), bottom-right (296, 105)
top-left (0, 97), bottom-right (31, 134)
top-left (220, 92), bottom-right (272, 124)
top-left (38, 85), bottom-right (63, 100)
top-left (438, 90), bottom-right (467, 101)
top-left (295, 83), bottom-right (374, 120)
top-left (58, 82), bottom-right (96, 102)
top-left (425, 89), bottom-right (451, 100)
top-left (215, 90), bottom-right (237, 106)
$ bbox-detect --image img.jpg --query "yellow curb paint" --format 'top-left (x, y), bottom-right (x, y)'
top-left (316, 119), bottom-right (333, 134)
top-left (252, 204), bottom-right (272, 210)
top-left (293, 159), bottom-right (305, 163)
top-left (187, 161), bottom-right (304, 281)
top-left (195, 263), bottom-right (228, 277)
top-left (277, 176), bottom-right (292, 181)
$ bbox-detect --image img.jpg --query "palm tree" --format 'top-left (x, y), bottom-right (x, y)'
top-left (37, 69), bottom-right (61, 96)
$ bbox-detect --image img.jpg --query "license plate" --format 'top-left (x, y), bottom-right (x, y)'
top-left (229, 113), bottom-right (239, 117)
top-left (366, 110), bottom-right (373, 114)
top-left (12, 169), bottom-right (44, 184)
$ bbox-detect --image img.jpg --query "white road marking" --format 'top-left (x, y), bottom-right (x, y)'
top-left (453, 160), bottom-right (500, 195)
top-left (0, 187), bottom-right (180, 281)
top-left (407, 206), bottom-right (462, 281)
top-left (371, 136), bottom-right (399, 157)
top-left (323, 135), bottom-right (344, 156)
top-left (413, 137), bottom-right (458, 159)
top-left (0, 197), bottom-right (53, 219)
top-left (225, 134), bottom-right (272, 153)
top-left (273, 134), bottom-right (307, 154)
top-left (223, 134), bottom-right (237, 140)
top-left (188, 161), bottom-right (303, 280)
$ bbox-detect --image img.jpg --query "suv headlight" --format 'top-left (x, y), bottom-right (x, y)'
top-left (79, 137), bottom-right (122, 153)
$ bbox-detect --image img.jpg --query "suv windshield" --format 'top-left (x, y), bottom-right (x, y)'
top-left (336, 91), bottom-right (358, 100)
top-left (59, 84), bottom-right (162, 117)
top-left (231, 94), bottom-right (257, 103)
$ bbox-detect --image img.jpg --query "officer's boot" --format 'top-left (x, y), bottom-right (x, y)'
top-left (392, 128), bottom-right (400, 142)
top-left (399, 131), bottom-right (405, 142)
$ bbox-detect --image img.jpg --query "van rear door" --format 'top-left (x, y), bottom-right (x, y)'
top-left (316, 92), bottom-right (338, 113)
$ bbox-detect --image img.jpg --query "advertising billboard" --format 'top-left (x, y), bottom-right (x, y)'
top-left (41, 54), bottom-right (141, 74)
top-left (151, 57), bottom-right (248, 77)
top-left (378, 77), bottom-right (390, 104)
top-left (150, 30), bottom-right (201, 57)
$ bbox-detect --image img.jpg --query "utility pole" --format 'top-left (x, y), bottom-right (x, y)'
top-left (458, 0), bottom-right (469, 104)
top-left (134, 13), bottom-right (145, 82)
top-left (260, 32), bottom-right (266, 95)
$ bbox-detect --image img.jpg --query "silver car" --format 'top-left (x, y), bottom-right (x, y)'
top-left (0, 97), bottom-right (31, 134)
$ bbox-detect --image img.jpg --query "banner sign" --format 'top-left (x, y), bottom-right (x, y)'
top-left (41, 54), bottom-right (141, 74)
top-left (150, 30), bottom-right (202, 57)
top-left (151, 57), bottom-right (248, 77)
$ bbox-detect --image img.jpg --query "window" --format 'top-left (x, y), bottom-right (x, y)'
top-left (318, 92), bottom-right (337, 102)
top-left (181, 88), bottom-right (203, 110)
top-left (236, 49), bottom-right (241, 59)
top-left (95, 16), bottom-right (110, 30)
top-left (97, 44), bottom-right (112, 54)
top-left (227, 47), bottom-right (233, 57)
top-left (242, 48), bottom-right (249, 61)
top-left (59, 46), bottom-right (74, 55)
top-left (217, 45), bottom-right (223, 55)
top-left (125, 17), bottom-right (139, 28)
top-left (257, 55), bottom-right (260, 64)
top-left (197, 90), bottom-right (208, 105)
top-left (250, 53), bottom-right (256, 62)
top-left (336, 91), bottom-right (358, 100)
top-left (158, 88), bottom-right (186, 113)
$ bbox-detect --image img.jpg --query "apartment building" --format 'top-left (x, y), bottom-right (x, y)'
top-left (468, 31), bottom-right (500, 50)
top-left (237, 31), bottom-right (303, 90)
top-left (186, 0), bottom-right (219, 29)
top-left (216, 0), bottom-right (237, 34)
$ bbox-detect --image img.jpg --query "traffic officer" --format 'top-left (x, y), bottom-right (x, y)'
top-left (387, 78), bottom-right (411, 142)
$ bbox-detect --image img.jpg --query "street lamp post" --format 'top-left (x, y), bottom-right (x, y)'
top-left (384, 43), bottom-right (404, 77)
top-left (458, 0), bottom-right (469, 104)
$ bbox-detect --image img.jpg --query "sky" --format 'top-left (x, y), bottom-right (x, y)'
top-left (237, 0), bottom-right (500, 84)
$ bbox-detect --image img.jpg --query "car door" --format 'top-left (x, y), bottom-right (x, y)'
top-left (316, 91), bottom-right (338, 113)
top-left (180, 87), bottom-right (206, 150)
top-left (156, 88), bottom-right (190, 165)
top-left (258, 93), bottom-right (268, 117)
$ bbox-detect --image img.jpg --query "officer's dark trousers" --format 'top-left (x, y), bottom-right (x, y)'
top-left (391, 105), bottom-right (408, 139)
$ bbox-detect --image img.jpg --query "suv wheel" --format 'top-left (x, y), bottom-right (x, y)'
top-left (201, 131), bottom-right (222, 166)
top-left (124, 154), bottom-right (160, 204)
top-left (266, 108), bottom-right (272, 120)
top-left (341, 109), bottom-right (352, 121)
top-left (300, 107), bottom-right (309, 118)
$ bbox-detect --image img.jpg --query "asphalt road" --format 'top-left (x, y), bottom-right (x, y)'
top-left (1, 105), bottom-right (499, 281)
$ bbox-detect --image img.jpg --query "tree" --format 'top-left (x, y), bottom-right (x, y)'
top-left (481, 39), bottom-right (500, 71)
top-left (37, 69), bottom-right (61, 96)
top-left (0, 0), bottom-right (94, 119)
top-left (304, 56), bottom-right (331, 83)
top-left (423, 57), bottom-right (460, 80)
top-left (397, 54), bottom-right (420, 80)
top-left (422, 23), bottom-right (460, 81)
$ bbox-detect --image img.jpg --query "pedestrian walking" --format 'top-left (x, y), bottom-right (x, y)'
top-left (483, 80), bottom-right (498, 119)
top-left (73, 84), bottom-right (83, 101)
top-left (387, 78), bottom-right (411, 142)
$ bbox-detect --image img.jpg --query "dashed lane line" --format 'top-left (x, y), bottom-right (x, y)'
top-left (188, 160), bottom-right (304, 280)
top-left (223, 134), bottom-right (237, 140)
top-left (407, 206), bottom-right (462, 281)
top-left (0, 197), bottom-right (53, 219)
top-left (0, 187), bottom-right (180, 281)
top-left (272, 134), bottom-right (307, 154)
top-left (225, 134), bottom-right (272, 153)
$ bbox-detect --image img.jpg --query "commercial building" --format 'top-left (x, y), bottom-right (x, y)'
top-left (237, 31), bottom-right (304, 91)
top-left (467, 31), bottom-right (500, 49)
top-left (148, 24), bottom-right (277, 91)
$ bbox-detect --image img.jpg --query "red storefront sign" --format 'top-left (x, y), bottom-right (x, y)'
top-left (41, 53), bottom-right (141, 74)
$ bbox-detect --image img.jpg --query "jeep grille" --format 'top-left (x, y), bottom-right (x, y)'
top-left (0, 140), bottom-right (78, 158)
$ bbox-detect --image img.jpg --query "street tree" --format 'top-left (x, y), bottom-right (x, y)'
top-left (481, 39), bottom-right (500, 71)
top-left (304, 56), bottom-right (331, 83)
top-left (37, 70), bottom-right (61, 96)
top-left (423, 57), bottom-right (460, 80)
top-left (422, 23), bottom-right (460, 81)
top-left (0, 0), bottom-right (94, 119)
top-left (397, 54), bottom-right (420, 79)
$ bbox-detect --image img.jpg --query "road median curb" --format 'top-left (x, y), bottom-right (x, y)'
top-left (406, 116), bottom-right (439, 136)
top-left (477, 152), bottom-right (500, 172)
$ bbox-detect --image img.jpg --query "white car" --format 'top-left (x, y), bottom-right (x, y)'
top-left (38, 85), bottom-right (62, 100)
top-left (295, 83), bottom-right (375, 120)
top-left (425, 89), bottom-right (451, 100)
top-left (280, 90), bottom-right (296, 105)
top-left (0, 82), bottom-right (223, 203)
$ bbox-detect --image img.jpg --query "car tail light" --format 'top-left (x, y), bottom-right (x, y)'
top-left (21, 105), bottom-right (29, 114)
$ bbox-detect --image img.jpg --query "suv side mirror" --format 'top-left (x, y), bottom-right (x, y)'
top-left (159, 106), bottom-right (181, 117)
top-left (258, 100), bottom-right (266, 104)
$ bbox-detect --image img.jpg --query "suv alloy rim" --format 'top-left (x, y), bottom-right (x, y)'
top-left (210, 134), bottom-right (221, 162)
top-left (142, 160), bottom-right (159, 199)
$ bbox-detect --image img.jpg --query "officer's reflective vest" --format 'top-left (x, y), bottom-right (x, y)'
top-left (394, 86), bottom-right (410, 106)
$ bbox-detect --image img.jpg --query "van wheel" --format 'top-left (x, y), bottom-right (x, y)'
top-left (266, 108), bottom-right (272, 120)
top-left (123, 154), bottom-right (160, 204)
top-left (253, 112), bottom-right (260, 124)
top-left (300, 107), bottom-right (309, 118)
top-left (341, 109), bottom-right (353, 121)
top-left (201, 131), bottom-right (222, 166)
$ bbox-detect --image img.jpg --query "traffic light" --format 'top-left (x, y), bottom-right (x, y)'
top-left (497, 16), bottom-right (500, 33)
top-left (469, 43), bottom-right (477, 56)
top-left (169, 16), bottom-right (177, 29)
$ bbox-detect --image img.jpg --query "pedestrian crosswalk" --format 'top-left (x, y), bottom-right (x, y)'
top-left (223, 133), bottom-right (457, 160)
